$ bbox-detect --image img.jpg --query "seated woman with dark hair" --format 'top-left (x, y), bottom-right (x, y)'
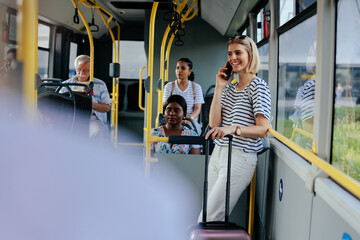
top-left (151, 95), bottom-right (201, 154)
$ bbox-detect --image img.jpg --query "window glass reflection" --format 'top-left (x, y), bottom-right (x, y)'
top-left (277, 15), bottom-right (316, 149)
top-left (38, 24), bottom-right (50, 49)
top-left (115, 41), bottom-right (147, 79)
top-left (69, 42), bottom-right (78, 78)
top-left (279, 0), bottom-right (316, 27)
top-left (257, 4), bottom-right (270, 42)
top-left (257, 43), bottom-right (269, 84)
top-left (332, 0), bottom-right (360, 182)
top-left (257, 9), bottom-right (264, 42)
top-left (38, 50), bottom-right (49, 79)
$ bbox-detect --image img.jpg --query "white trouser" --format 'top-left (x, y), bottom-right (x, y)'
top-left (89, 114), bottom-right (105, 139)
top-left (198, 145), bottom-right (257, 222)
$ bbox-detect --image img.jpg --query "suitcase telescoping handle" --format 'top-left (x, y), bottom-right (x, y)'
top-left (225, 134), bottom-right (233, 222)
top-left (201, 134), bottom-right (233, 223)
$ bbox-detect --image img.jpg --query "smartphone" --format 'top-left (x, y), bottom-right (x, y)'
top-left (224, 61), bottom-right (233, 80)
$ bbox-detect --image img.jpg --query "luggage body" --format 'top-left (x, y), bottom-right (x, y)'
top-left (187, 135), bottom-right (251, 240)
top-left (189, 221), bottom-right (250, 240)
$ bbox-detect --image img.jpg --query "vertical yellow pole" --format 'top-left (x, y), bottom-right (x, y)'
top-left (145, 2), bottom-right (159, 175)
top-left (17, 0), bottom-right (38, 120)
top-left (139, 66), bottom-right (146, 111)
top-left (164, 34), bottom-right (175, 85)
top-left (248, 168), bottom-right (256, 238)
top-left (97, 8), bottom-right (120, 146)
top-left (115, 21), bottom-right (120, 145)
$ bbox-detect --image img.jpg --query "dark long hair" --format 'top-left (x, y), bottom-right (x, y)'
top-left (178, 57), bottom-right (195, 81)
top-left (163, 94), bottom-right (187, 117)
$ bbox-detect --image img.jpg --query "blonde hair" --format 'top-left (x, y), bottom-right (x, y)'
top-left (74, 55), bottom-right (90, 68)
top-left (227, 36), bottom-right (260, 74)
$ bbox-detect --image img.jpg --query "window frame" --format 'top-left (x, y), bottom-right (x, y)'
top-left (37, 21), bottom-right (53, 79)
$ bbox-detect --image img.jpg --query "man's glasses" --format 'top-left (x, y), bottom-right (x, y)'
top-left (76, 68), bottom-right (90, 74)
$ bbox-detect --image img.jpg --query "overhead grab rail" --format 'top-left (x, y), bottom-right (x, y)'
top-left (164, 2), bottom-right (198, 89)
top-left (70, 0), bottom-right (95, 84)
top-left (268, 128), bottom-right (360, 199)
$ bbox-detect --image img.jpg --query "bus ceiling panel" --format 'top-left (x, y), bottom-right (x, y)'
top-left (200, 0), bottom-right (264, 37)
top-left (37, 0), bottom-right (124, 39)
top-left (107, 0), bottom-right (198, 23)
top-left (225, 0), bottom-right (263, 36)
top-left (200, 0), bottom-right (242, 36)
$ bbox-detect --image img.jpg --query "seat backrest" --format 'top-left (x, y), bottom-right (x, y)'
top-left (37, 92), bottom-right (75, 128)
top-left (201, 85), bottom-right (215, 133)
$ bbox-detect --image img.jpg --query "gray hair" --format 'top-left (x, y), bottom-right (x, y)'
top-left (74, 55), bottom-right (90, 68)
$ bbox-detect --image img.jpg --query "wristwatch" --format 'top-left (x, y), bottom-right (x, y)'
top-left (235, 126), bottom-right (242, 136)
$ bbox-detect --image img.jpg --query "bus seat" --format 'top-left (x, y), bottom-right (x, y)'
top-left (201, 85), bottom-right (215, 134)
top-left (38, 91), bottom-right (75, 129)
top-left (37, 81), bottom-right (92, 135)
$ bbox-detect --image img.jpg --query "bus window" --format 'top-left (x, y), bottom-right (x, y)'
top-left (38, 23), bottom-right (51, 79)
top-left (8, 10), bottom-right (17, 42)
top-left (113, 40), bottom-right (147, 112)
top-left (69, 42), bottom-right (78, 78)
top-left (257, 43), bottom-right (269, 85)
top-left (279, 0), bottom-right (316, 27)
top-left (116, 40), bottom-right (147, 79)
top-left (332, 0), bottom-right (360, 182)
top-left (276, 14), bottom-right (317, 149)
top-left (256, 3), bottom-right (270, 42)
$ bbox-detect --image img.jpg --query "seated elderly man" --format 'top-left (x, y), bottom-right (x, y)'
top-left (60, 55), bottom-right (111, 139)
top-left (0, 48), bottom-right (17, 76)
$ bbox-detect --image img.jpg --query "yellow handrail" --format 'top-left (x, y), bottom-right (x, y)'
top-left (139, 66), bottom-right (146, 111)
top-left (268, 128), bottom-right (360, 199)
top-left (145, 2), bottom-right (159, 174)
top-left (156, 0), bottom-right (188, 126)
top-left (71, 0), bottom-right (94, 83)
top-left (17, 0), bottom-right (38, 120)
top-left (96, 8), bottom-right (120, 146)
top-left (146, 135), bottom-right (169, 143)
top-left (290, 127), bottom-right (313, 141)
top-left (115, 21), bottom-right (120, 145)
top-left (248, 167), bottom-right (256, 238)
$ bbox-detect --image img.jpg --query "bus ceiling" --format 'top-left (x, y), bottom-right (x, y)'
top-left (33, 0), bottom-right (263, 39)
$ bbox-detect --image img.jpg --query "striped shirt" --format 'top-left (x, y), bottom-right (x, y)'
top-left (215, 77), bottom-right (271, 153)
top-left (163, 80), bottom-right (204, 119)
top-left (60, 77), bottom-right (111, 125)
top-left (299, 78), bottom-right (315, 122)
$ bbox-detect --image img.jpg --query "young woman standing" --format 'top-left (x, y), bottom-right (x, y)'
top-left (199, 35), bottom-right (271, 221)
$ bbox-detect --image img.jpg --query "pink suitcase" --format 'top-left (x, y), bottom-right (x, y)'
top-left (186, 135), bottom-right (251, 240)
